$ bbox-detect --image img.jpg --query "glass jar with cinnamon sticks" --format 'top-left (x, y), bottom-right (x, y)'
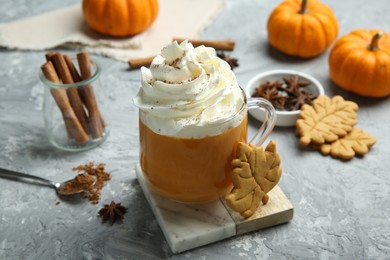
top-left (39, 52), bottom-right (110, 151)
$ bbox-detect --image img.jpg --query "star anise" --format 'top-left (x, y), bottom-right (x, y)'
top-left (272, 95), bottom-right (288, 110)
top-left (217, 51), bottom-right (239, 70)
top-left (283, 75), bottom-right (310, 96)
top-left (252, 75), bottom-right (318, 111)
top-left (286, 89), bottom-right (316, 111)
top-left (252, 80), bottom-right (288, 110)
top-left (98, 201), bottom-right (127, 225)
top-left (254, 83), bottom-right (279, 100)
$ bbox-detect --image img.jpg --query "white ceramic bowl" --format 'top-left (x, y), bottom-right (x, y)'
top-left (245, 69), bottom-right (325, 127)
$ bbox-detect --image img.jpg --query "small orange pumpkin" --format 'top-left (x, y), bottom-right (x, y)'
top-left (267, 0), bottom-right (338, 58)
top-left (329, 30), bottom-right (390, 97)
top-left (82, 0), bottom-right (159, 37)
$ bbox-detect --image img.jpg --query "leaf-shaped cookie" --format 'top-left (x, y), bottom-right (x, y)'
top-left (318, 128), bottom-right (376, 160)
top-left (296, 95), bottom-right (358, 146)
top-left (225, 140), bottom-right (282, 218)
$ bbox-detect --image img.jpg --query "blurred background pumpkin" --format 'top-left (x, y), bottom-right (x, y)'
top-left (267, 0), bottom-right (338, 58)
top-left (82, 0), bottom-right (159, 37)
top-left (329, 29), bottom-right (390, 98)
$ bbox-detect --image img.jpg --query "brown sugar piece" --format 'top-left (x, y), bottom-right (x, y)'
top-left (72, 162), bottom-right (111, 203)
top-left (225, 140), bottom-right (282, 218)
top-left (296, 95), bottom-right (358, 146)
top-left (314, 128), bottom-right (376, 160)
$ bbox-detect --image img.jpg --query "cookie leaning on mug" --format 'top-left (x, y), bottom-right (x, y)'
top-left (225, 140), bottom-right (282, 218)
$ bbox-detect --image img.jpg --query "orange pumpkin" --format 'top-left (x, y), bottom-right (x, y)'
top-left (82, 0), bottom-right (159, 37)
top-left (329, 30), bottom-right (390, 97)
top-left (267, 0), bottom-right (338, 58)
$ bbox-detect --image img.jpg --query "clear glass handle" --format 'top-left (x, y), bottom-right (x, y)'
top-left (247, 97), bottom-right (277, 146)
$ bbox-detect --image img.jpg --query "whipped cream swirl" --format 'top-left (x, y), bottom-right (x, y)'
top-left (133, 40), bottom-right (245, 138)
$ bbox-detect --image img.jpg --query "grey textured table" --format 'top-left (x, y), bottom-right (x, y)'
top-left (1, 0), bottom-right (390, 259)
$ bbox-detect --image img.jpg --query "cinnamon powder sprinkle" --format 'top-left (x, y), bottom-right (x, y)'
top-left (74, 162), bottom-right (111, 203)
top-left (60, 162), bottom-right (111, 204)
top-left (59, 173), bottom-right (96, 195)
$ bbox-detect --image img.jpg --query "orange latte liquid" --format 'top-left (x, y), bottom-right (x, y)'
top-left (139, 116), bottom-right (248, 203)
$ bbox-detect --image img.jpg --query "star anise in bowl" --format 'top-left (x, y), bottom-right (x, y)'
top-left (246, 70), bottom-right (324, 126)
top-left (98, 201), bottom-right (127, 225)
top-left (252, 75), bottom-right (317, 111)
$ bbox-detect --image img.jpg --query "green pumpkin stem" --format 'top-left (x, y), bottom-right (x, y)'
top-left (368, 32), bottom-right (383, 51)
top-left (299, 0), bottom-right (308, 14)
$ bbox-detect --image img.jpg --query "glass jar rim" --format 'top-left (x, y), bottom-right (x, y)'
top-left (39, 57), bottom-right (101, 89)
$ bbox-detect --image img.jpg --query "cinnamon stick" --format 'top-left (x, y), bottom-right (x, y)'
top-left (46, 51), bottom-right (74, 138)
top-left (41, 62), bottom-right (89, 144)
top-left (70, 52), bottom-right (104, 139)
top-left (63, 54), bottom-right (81, 82)
top-left (76, 52), bottom-right (107, 129)
top-left (173, 38), bottom-right (235, 51)
top-left (45, 52), bottom-right (55, 61)
top-left (51, 53), bottom-right (89, 135)
top-left (128, 56), bottom-right (155, 70)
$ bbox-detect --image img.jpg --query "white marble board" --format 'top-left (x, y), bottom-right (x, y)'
top-left (135, 164), bottom-right (294, 253)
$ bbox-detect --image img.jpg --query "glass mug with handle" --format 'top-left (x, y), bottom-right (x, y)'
top-left (134, 41), bottom-right (276, 203)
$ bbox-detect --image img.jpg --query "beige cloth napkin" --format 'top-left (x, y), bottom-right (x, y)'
top-left (0, 0), bottom-right (225, 61)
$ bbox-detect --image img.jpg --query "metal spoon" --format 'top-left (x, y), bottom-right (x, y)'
top-left (0, 168), bottom-right (94, 196)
